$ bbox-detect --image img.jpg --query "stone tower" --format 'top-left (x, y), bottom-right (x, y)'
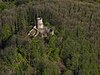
top-left (36, 17), bottom-right (44, 29)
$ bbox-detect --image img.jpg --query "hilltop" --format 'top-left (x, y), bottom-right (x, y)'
top-left (0, 0), bottom-right (100, 75)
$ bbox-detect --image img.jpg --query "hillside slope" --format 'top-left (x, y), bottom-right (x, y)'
top-left (0, 0), bottom-right (100, 75)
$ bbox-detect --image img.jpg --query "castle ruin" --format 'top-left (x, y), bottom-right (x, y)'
top-left (27, 17), bottom-right (54, 38)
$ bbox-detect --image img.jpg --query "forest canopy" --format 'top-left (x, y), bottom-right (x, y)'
top-left (0, 0), bottom-right (100, 75)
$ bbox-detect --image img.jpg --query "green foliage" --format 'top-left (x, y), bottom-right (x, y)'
top-left (42, 60), bottom-right (58, 75)
top-left (97, 0), bottom-right (100, 3)
top-left (2, 24), bottom-right (12, 41)
top-left (0, 3), bottom-right (6, 11)
top-left (0, 0), bottom-right (99, 75)
top-left (61, 36), bottom-right (80, 70)
top-left (63, 70), bottom-right (73, 75)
